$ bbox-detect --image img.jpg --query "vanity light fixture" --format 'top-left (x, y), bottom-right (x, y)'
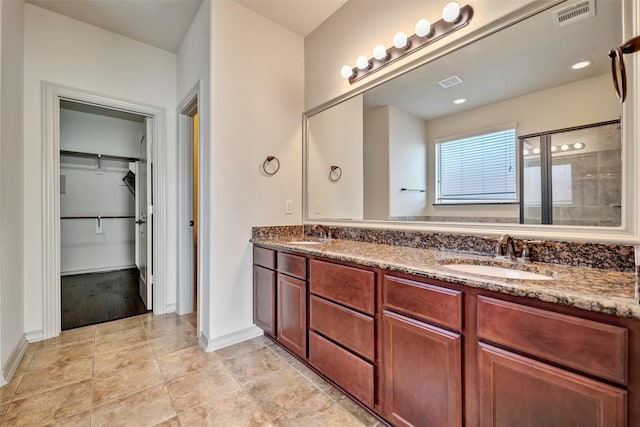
top-left (453, 98), bottom-right (466, 104)
top-left (551, 146), bottom-right (558, 152)
top-left (561, 144), bottom-right (569, 151)
top-left (524, 143), bottom-right (585, 158)
top-left (533, 147), bottom-right (541, 154)
top-left (571, 60), bottom-right (591, 70)
top-left (340, 2), bottom-right (473, 84)
top-left (573, 142), bottom-right (584, 149)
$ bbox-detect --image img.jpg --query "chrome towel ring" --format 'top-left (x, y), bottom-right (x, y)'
top-left (262, 156), bottom-right (280, 176)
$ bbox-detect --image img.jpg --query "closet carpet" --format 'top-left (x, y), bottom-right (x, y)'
top-left (61, 268), bottom-right (148, 330)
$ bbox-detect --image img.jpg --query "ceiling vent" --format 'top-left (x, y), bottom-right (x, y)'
top-left (551, 0), bottom-right (595, 29)
top-left (438, 75), bottom-right (464, 89)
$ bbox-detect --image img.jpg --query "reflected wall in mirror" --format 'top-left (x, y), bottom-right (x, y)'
top-left (306, 0), bottom-right (625, 227)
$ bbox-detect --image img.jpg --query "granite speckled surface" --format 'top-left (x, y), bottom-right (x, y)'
top-left (251, 227), bottom-right (640, 319)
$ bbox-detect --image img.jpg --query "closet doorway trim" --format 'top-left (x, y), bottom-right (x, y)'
top-left (41, 82), bottom-right (168, 339)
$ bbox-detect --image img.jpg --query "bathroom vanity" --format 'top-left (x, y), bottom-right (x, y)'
top-left (252, 233), bottom-right (639, 427)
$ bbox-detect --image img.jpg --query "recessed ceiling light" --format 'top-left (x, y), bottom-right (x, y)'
top-left (561, 144), bottom-right (569, 151)
top-left (453, 98), bottom-right (466, 104)
top-left (551, 146), bottom-right (558, 152)
top-left (571, 60), bottom-right (591, 70)
top-left (573, 142), bottom-right (584, 149)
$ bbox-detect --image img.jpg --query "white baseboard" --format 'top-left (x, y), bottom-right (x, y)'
top-left (166, 303), bottom-right (177, 313)
top-left (200, 326), bottom-right (263, 352)
top-left (61, 265), bottom-right (137, 276)
top-left (1, 334), bottom-right (29, 385)
top-left (25, 329), bottom-right (44, 342)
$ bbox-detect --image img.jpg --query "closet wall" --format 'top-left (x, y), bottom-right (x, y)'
top-left (60, 104), bottom-right (144, 275)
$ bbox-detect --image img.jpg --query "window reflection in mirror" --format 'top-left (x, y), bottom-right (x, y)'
top-left (305, 0), bottom-right (625, 228)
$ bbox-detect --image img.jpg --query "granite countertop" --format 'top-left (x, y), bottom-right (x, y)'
top-left (251, 236), bottom-right (640, 319)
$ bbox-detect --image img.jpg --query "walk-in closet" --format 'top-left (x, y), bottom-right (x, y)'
top-left (59, 100), bottom-right (152, 330)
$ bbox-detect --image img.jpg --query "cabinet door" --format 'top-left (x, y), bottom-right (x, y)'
top-left (383, 310), bottom-right (462, 427)
top-left (253, 265), bottom-right (276, 336)
top-left (478, 343), bottom-right (627, 427)
top-left (277, 273), bottom-right (307, 358)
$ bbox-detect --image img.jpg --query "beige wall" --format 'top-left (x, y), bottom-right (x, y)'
top-left (363, 107), bottom-right (390, 220)
top-left (305, 0), bottom-right (547, 110)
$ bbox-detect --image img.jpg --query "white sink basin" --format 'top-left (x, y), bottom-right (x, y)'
top-left (286, 240), bottom-right (323, 245)
top-left (444, 263), bottom-right (553, 281)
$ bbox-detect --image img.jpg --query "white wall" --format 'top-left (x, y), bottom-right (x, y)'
top-left (388, 106), bottom-right (428, 218)
top-left (0, 0), bottom-right (25, 380)
top-left (59, 107), bottom-right (143, 274)
top-left (23, 3), bottom-right (177, 335)
top-left (308, 95), bottom-right (363, 220)
top-left (363, 107), bottom-right (389, 220)
top-left (207, 0), bottom-right (304, 343)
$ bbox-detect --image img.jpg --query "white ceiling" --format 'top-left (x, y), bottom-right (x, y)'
top-left (25, 0), bottom-right (345, 53)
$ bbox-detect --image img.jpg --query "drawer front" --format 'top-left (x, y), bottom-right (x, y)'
top-left (277, 252), bottom-right (306, 280)
top-left (309, 331), bottom-right (374, 408)
top-left (383, 275), bottom-right (462, 331)
top-left (310, 295), bottom-right (374, 361)
top-left (309, 259), bottom-right (375, 315)
top-left (253, 246), bottom-right (276, 270)
top-left (478, 296), bottom-right (628, 384)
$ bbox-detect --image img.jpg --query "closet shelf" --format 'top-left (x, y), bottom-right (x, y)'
top-left (60, 150), bottom-right (139, 163)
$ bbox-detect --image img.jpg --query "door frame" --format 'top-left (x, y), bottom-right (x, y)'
top-left (177, 82), bottom-right (201, 317)
top-left (42, 81), bottom-right (168, 339)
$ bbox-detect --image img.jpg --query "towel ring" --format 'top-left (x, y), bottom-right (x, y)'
top-left (329, 165), bottom-right (342, 182)
top-left (609, 47), bottom-right (626, 103)
top-left (262, 156), bottom-right (280, 176)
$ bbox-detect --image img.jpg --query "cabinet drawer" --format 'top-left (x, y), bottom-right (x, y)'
top-left (277, 252), bottom-right (306, 279)
top-left (310, 295), bottom-right (374, 361)
top-left (253, 246), bottom-right (275, 270)
top-left (309, 331), bottom-right (374, 408)
top-left (309, 259), bottom-right (375, 315)
top-left (478, 296), bottom-right (628, 384)
top-left (384, 275), bottom-right (462, 331)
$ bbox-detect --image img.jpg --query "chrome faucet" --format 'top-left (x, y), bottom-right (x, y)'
top-left (495, 234), bottom-right (517, 260)
top-left (311, 224), bottom-right (331, 241)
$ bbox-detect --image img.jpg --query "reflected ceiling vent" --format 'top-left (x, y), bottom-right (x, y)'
top-left (551, 0), bottom-right (595, 29)
top-left (438, 75), bottom-right (463, 88)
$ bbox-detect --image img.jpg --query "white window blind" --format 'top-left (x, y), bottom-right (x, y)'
top-left (436, 128), bottom-right (516, 203)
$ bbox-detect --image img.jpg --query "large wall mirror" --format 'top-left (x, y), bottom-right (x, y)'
top-left (305, 0), bottom-right (639, 241)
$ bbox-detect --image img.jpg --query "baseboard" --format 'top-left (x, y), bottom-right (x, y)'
top-left (166, 303), bottom-right (177, 313)
top-left (61, 265), bottom-right (137, 276)
top-left (0, 333), bottom-right (29, 385)
top-left (200, 326), bottom-right (263, 352)
top-left (25, 329), bottom-right (44, 342)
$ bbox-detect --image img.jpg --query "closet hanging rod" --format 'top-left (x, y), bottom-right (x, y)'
top-left (60, 150), bottom-right (139, 162)
top-left (60, 215), bottom-right (135, 220)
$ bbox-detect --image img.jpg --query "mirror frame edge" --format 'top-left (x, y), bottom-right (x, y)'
top-left (303, 0), bottom-right (640, 245)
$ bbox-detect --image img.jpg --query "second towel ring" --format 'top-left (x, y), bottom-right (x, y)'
top-left (262, 156), bottom-right (280, 176)
top-left (329, 165), bottom-right (342, 182)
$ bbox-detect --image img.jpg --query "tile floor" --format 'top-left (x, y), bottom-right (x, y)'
top-left (0, 313), bottom-right (381, 426)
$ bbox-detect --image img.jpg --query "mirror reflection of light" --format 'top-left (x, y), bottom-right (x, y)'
top-left (573, 142), bottom-right (584, 149)
top-left (453, 98), bottom-right (466, 104)
top-left (533, 147), bottom-right (541, 154)
top-left (551, 146), bottom-right (557, 152)
top-left (523, 149), bottom-right (529, 155)
top-left (561, 144), bottom-right (569, 151)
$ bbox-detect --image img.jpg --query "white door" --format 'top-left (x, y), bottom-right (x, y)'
top-left (137, 118), bottom-right (153, 309)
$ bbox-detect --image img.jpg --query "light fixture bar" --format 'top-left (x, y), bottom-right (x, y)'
top-left (346, 4), bottom-right (473, 84)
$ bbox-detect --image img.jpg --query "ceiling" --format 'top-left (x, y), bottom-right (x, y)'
top-left (25, 0), bottom-right (345, 53)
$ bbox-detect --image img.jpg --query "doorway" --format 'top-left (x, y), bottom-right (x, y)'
top-left (58, 100), bottom-right (152, 329)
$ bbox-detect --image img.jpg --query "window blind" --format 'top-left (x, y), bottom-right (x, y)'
top-left (436, 128), bottom-right (516, 203)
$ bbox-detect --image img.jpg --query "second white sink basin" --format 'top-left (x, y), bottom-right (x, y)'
top-left (444, 263), bottom-right (553, 281)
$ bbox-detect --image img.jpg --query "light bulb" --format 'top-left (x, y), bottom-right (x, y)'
top-left (356, 55), bottom-right (369, 70)
top-left (340, 65), bottom-right (354, 79)
top-left (442, 2), bottom-right (461, 23)
top-left (373, 44), bottom-right (387, 60)
top-left (393, 32), bottom-right (408, 49)
top-left (551, 146), bottom-right (558, 152)
top-left (533, 147), bottom-right (541, 154)
top-left (523, 149), bottom-right (529, 155)
top-left (561, 144), bottom-right (569, 151)
top-left (573, 142), bottom-right (584, 149)
top-left (415, 19), bottom-right (432, 37)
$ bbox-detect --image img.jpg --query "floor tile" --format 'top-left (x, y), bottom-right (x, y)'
top-left (2, 380), bottom-right (91, 426)
top-left (0, 403), bottom-right (7, 422)
top-left (153, 416), bottom-right (181, 426)
top-left (324, 387), bottom-right (380, 427)
top-left (143, 315), bottom-right (195, 339)
top-left (214, 335), bottom-right (271, 359)
top-left (95, 316), bottom-right (143, 337)
top-left (244, 366), bottom-right (319, 420)
top-left (272, 392), bottom-right (365, 427)
top-left (0, 373), bottom-right (22, 405)
top-left (167, 364), bottom-right (241, 412)
top-left (156, 345), bottom-right (222, 382)
top-left (93, 342), bottom-right (156, 379)
top-left (39, 326), bottom-right (96, 350)
top-left (94, 326), bottom-right (147, 354)
top-left (42, 410), bottom-right (91, 427)
top-left (91, 384), bottom-right (177, 427)
top-left (15, 358), bottom-right (93, 398)
top-left (178, 389), bottom-right (268, 427)
top-left (266, 342), bottom-right (298, 365)
top-left (13, 344), bottom-right (39, 376)
top-left (289, 359), bottom-right (332, 391)
top-left (148, 329), bottom-right (198, 357)
top-left (222, 347), bottom-right (288, 385)
top-left (29, 340), bottom-right (94, 369)
top-left (92, 359), bottom-right (164, 406)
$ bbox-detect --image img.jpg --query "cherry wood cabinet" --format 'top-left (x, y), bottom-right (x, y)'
top-left (277, 272), bottom-right (307, 358)
top-left (478, 343), bottom-right (627, 427)
top-left (253, 265), bottom-right (276, 336)
top-left (382, 310), bottom-right (462, 427)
